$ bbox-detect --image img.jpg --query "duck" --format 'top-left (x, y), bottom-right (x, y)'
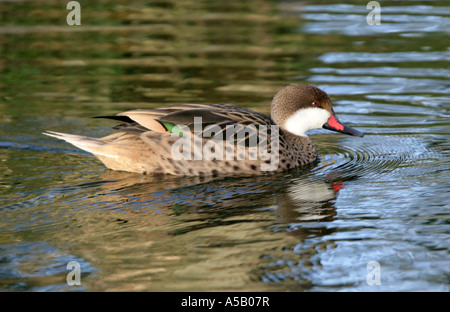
top-left (44, 84), bottom-right (363, 176)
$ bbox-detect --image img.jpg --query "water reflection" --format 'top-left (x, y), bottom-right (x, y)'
top-left (0, 241), bottom-right (94, 291)
top-left (79, 168), bottom-right (344, 291)
top-left (318, 51), bottom-right (450, 64)
top-left (0, 165), bottom-right (347, 291)
top-left (97, 166), bottom-right (342, 237)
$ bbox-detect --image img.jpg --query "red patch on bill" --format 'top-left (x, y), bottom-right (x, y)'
top-left (328, 115), bottom-right (344, 131)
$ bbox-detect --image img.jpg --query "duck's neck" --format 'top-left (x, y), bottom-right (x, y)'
top-left (280, 129), bottom-right (318, 165)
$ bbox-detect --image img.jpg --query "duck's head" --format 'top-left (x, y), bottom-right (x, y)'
top-left (271, 84), bottom-right (363, 137)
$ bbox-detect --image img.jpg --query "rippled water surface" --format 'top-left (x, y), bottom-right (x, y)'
top-left (1, 1), bottom-right (449, 291)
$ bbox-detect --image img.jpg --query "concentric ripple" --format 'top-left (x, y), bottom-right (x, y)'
top-left (313, 135), bottom-right (443, 181)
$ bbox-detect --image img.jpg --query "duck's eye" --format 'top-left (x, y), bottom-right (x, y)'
top-left (312, 101), bottom-right (320, 107)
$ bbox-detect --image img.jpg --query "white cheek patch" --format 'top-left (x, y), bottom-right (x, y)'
top-left (284, 108), bottom-right (331, 137)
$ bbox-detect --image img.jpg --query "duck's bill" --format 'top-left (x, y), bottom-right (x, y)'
top-left (323, 115), bottom-right (364, 137)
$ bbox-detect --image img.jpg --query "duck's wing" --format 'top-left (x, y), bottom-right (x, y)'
top-left (97, 103), bottom-right (275, 140)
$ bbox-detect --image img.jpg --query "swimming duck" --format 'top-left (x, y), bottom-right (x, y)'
top-left (44, 84), bottom-right (363, 176)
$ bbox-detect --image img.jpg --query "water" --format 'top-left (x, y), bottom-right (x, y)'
top-left (1, 0), bottom-right (449, 292)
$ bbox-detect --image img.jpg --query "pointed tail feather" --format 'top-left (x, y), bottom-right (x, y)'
top-left (43, 131), bottom-right (117, 158)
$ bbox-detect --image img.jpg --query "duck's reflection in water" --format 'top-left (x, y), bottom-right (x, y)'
top-left (95, 168), bottom-right (347, 241)
top-left (69, 168), bottom-right (350, 290)
top-left (275, 177), bottom-right (339, 238)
